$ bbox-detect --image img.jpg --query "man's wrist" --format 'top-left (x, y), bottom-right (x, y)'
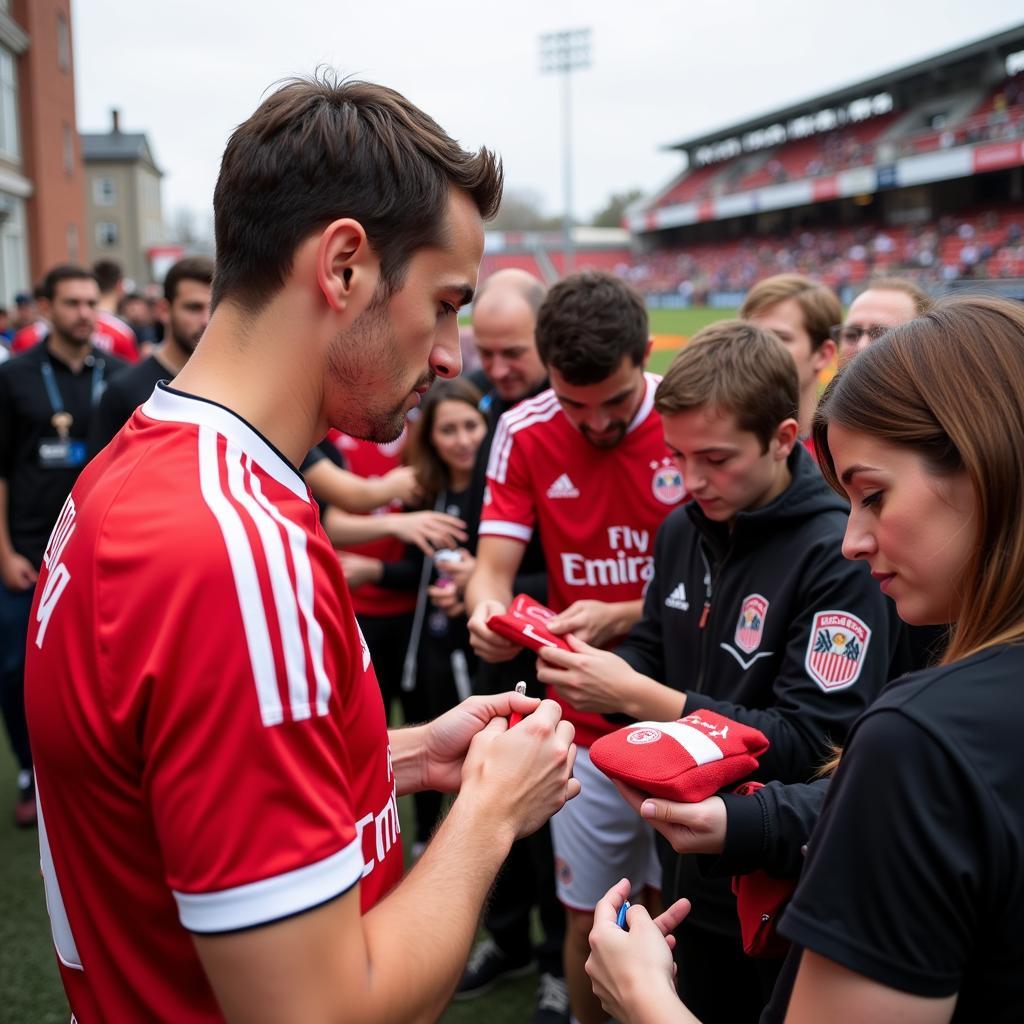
top-left (389, 723), bottom-right (430, 795)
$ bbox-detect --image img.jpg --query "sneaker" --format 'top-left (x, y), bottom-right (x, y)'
top-left (13, 770), bottom-right (36, 829)
top-left (531, 972), bottom-right (570, 1024)
top-left (453, 938), bottom-right (533, 1000)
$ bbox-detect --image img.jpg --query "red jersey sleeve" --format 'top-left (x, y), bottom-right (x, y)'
top-left (480, 410), bottom-right (536, 544)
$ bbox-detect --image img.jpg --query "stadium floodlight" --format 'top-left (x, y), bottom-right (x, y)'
top-left (539, 28), bottom-right (591, 277)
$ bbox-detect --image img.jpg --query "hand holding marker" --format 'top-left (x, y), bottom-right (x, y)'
top-left (509, 681), bottom-right (527, 726)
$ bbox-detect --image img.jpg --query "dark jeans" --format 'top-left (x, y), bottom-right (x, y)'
top-left (673, 923), bottom-right (782, 1024)
top-left (0, 580), bottom-right (34, 773)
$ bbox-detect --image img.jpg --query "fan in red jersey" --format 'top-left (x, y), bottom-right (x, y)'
top-left (466, 270), bottom-right (686, 1024)
top-left (24, 75), bottom-right (578, 1024)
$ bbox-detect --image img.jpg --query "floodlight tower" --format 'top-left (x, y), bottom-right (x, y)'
top-left (539, 28), bottom-right (591, 277)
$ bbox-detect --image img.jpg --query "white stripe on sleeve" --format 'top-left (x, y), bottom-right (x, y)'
top-left (174, 838), bottom-right (364, 934)
top-left (198, 427), bottom-right (283, 727)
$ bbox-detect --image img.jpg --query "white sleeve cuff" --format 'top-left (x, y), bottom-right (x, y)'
top-left (479, 520), bottom-right (533, 543)
top-left (174, 838), bottom-right (364, 934)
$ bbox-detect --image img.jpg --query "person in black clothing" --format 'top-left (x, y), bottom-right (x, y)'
top-left (0, 264), bottom-right (127, 826)
top-left (91, 257), bottom-right (214, 452)
top-left (538, 320), bottom-right (907, 1023)
top-left (585, 294), bottom-right (1024, 1024)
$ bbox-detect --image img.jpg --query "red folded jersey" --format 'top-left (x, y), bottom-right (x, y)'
top-left (589, 711), bottom-right (769, 802)
top-left (487, 593), bottom-right (572, 654)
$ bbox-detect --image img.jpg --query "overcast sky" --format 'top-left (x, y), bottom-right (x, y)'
top-left (72, 1), bottom-right (1023, 233)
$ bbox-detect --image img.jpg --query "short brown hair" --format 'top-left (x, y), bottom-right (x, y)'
top-left (164, 256), bottom-right (214, 303)
top-left (535, 271), bottom-right (648, 385)
top-left (813, 294), bottom-right (1024, 664)
top-left (655, 319), bottom-right (799, 451)
top-left (42, 264), bottom-right (98, 301)
top-left (862, 276), bottom-right (934, 317)
top-left (741, 274), bottom-right (841, 351)
top-left (212, 73), bottom-right (503, 312)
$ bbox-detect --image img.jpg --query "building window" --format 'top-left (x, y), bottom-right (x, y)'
top-left (62, 122), bottom-right (74, 175)
top-left (96, 221), bottom-right (119, 248)
top-left (66, 223), bottom-right (79, 261)
top-left (57, 12), bottom-right (71, 72)
top-left (93, 176), bottom-right (116, 206)
top-left (0, 48), bottom-right (19, 162)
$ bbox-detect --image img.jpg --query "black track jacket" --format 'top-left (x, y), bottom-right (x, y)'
top-left (616, 443), bottom-right (908, 934)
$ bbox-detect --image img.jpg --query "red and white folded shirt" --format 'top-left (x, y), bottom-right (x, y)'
top-left (589, 710), bottom-right (769, 802)
top-left (487, 594), bottom-right (572, 654)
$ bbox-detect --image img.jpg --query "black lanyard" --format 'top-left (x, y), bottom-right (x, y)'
top-left (40, 355), bottom-right (106, 417)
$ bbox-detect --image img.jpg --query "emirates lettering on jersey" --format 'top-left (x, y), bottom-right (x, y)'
top-left (355, 745), bottom-right (401, 878)
top-left (35, 496), bottom-right (77, 649)
top-left (561, 525), bottom-right (654, 589)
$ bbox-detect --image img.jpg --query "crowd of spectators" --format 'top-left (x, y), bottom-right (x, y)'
top-left (621, 209), bottom-right (1024, 298)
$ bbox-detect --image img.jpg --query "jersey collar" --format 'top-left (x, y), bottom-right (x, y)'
top-left (141, 383), bottom-right (308, 500)
top-left (626, 373), bottom-right (657, 435)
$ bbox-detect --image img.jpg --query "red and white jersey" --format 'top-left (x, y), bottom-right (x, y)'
top-left (334, 431), bottom-right (417, 618)
top-left (481, 374), bottom-right (685, 746)
top-left (93, 310), bottom-right (139, 363)
top-left (25, 385), bottom-right (402, 1023)
top-left (11, 319), bottom-right (47, 353)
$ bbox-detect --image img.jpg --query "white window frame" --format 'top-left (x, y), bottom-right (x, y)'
top-left (95, 221), bottom-right (119, 248)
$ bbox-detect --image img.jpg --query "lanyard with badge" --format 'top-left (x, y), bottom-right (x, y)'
top-left (37, 355), bottom-right (105, 469)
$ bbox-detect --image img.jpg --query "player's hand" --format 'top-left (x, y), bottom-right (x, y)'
top-left (459, 698), bottom-right (579, 840)
top-left (380, 465), bottom-right (422, 507)
top-left (536, 634), bottom-right (640, 715)
top-left (337, 551), bottom-right (381, 589)
top-left (388, 511), bottom-right (468, 555)
top-left (468, 599), bottom-right (521, 663)
top-left (427, 582), bottom-right (465, 618)
top-left (586, 879), bottom-right (694, 1024)
top-left (613, 779), bottom-right (728, 855)
top-left (1, 551), bottom-right (38, 592)
top-left (420, 690), bottom-right (544, 793)
top-left (547, 599), bottom-right (625, 648)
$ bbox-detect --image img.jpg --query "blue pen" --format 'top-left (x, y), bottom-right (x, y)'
top-left (616, 900), bottom-right (631, 930)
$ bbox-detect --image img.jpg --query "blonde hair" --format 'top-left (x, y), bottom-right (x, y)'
top-left (741, 273), bottom-right (842, 351)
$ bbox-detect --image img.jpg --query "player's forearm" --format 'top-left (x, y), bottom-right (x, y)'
top-left (464, 562), bottom-right (513, 615)
top-left (361, 793), bottom-right (515, 1023)
top-left (387, 724), bottom-right (429, 796)
top-left (307, 465), bottom-right (384, 515)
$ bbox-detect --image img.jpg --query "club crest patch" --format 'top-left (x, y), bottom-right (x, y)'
top-left (734, 594), bottom-right (769, 654)
top-left (650, 457), bottom-right (685, 505)
top-left (627, 727), bottom-right (662, 745)
top-left (805, 610), bottom-right (871, 691)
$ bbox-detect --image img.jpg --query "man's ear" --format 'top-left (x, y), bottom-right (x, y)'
top-left (811, 337), bottom-right (837, 374)
top-left (155, 297), bottom-right (170, 326)
top-left (641, 336), bottom-right (654, 367)
top-left (774, 417), bottom-right (800, 458)
top-left (315, 218), bottom-right (378, 315)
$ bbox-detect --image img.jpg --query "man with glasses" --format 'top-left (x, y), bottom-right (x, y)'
top-left (833, 277), bottom-right (933, 367)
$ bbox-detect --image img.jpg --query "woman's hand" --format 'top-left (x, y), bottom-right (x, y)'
top-left (337, 551), bottom-right (382, 589)
top-left (586, 879), bottom-right (699, 1024)
top-left (613, 780), bottom-right (728, 855)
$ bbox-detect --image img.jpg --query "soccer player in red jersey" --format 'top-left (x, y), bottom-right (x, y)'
top-left (24, 75), bottom-right (579, 1024)
top-left (91, 260), bottom-right (139, 363)
top-left (467, 271), bottom-right (686, 1024)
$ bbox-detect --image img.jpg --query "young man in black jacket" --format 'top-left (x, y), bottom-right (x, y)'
top-left (537, 319), bottom-right (908, 1024)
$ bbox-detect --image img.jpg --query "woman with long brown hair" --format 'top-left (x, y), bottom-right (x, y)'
top-left (585, 294), bottom-right (1024, 1023)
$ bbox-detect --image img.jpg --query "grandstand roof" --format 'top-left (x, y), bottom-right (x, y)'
top-left (667, 22), bottom-right (1024, 153)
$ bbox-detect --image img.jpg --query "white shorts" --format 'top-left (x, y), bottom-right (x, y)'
top-left (550, 745), bottom-right (661, 912)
